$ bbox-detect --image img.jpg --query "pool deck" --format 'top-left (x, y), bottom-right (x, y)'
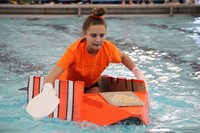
top-left (0, 4), bottom-right (200, 17)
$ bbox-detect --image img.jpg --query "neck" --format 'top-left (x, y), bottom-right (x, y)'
top-left (85, 39), bottom-right (99, 56)
top-left (87, 48), bottom-right (98, 56)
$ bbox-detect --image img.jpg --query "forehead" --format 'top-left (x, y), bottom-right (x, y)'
top-left (87, 25), bottom-right (106, 33)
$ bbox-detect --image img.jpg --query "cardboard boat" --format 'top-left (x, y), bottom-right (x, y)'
top-left (26, 75), bottom-right (149, 126)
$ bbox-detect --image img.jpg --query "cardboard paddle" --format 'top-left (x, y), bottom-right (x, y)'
top-left (26, 83), bottom-right (60, 119)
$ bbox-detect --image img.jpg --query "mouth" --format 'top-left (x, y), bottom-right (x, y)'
top-left (93, 43), bottom-right (101, 47)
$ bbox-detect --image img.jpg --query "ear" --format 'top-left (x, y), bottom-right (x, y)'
top-left (82, 30), bottom-right (87, 38)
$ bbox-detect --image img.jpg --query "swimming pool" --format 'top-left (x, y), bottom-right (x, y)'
top-left (0, 15), bottom-right (199, 133)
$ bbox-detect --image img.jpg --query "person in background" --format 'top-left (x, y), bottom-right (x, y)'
top-left (75, 0), bottom-right (91, 4)
top-left (44, 7), bottom-right (146, 93)
top-left (121, 0), bottom-right (134, 4)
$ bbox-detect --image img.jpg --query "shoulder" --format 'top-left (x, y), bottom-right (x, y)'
top-left (101, 40), bottom-right (122, 62)
top-left (68, 38), bottom-right (85, 51)
top-left (103, 40), bottom-right (116, 46)
top-left (102, 40), bottom-right (119, 50)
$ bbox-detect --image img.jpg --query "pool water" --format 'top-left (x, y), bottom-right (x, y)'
top-left (0, 16), bottom-right (199, 133)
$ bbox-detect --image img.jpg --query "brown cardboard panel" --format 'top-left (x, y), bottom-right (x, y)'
top-left (98, 75), bottom-right (146, 92)
top-left (99, 91), bottom-right (144, 107)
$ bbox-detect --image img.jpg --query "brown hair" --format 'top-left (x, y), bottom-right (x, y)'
top-left (82, 7), bottom-right (107, 31)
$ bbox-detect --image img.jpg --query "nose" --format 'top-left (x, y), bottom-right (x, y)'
top-left (95, 36), bottom-right (101, 42)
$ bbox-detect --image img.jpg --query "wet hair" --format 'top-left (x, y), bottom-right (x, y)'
top-left (82, 7), bottom-right (107, 31)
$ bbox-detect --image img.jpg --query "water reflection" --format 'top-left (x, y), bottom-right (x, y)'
top-left (0, 43), bottom-right (44, 74)
top-left (111, 40), bottom-right (200, 78)
top-left (148, 23), bottom-right (200, 36)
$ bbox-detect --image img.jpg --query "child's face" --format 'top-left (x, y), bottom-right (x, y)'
top-left (83, 24), bottom-right (106, 53)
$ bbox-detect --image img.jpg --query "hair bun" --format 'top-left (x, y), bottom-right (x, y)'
top-left (91, 7), bottom-right (106, 18)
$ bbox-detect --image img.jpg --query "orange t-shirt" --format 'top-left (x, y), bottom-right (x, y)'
top-left (57, 38), bottom-right (122, 88)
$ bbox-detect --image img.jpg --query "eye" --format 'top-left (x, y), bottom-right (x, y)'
top-left (90, 33), bottom-right (97, 38)
top-left (99, 34), bottom-right (105, 38)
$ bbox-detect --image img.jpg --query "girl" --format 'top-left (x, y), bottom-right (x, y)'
top-left (44, 7), bottom-right (145, 93)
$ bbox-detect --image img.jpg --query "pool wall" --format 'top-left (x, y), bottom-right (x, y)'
top-left (0, 4), bottom-right (200, 16)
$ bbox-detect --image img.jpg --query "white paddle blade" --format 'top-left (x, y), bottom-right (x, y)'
top-left (26, 83), bottom-right (60, 119)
